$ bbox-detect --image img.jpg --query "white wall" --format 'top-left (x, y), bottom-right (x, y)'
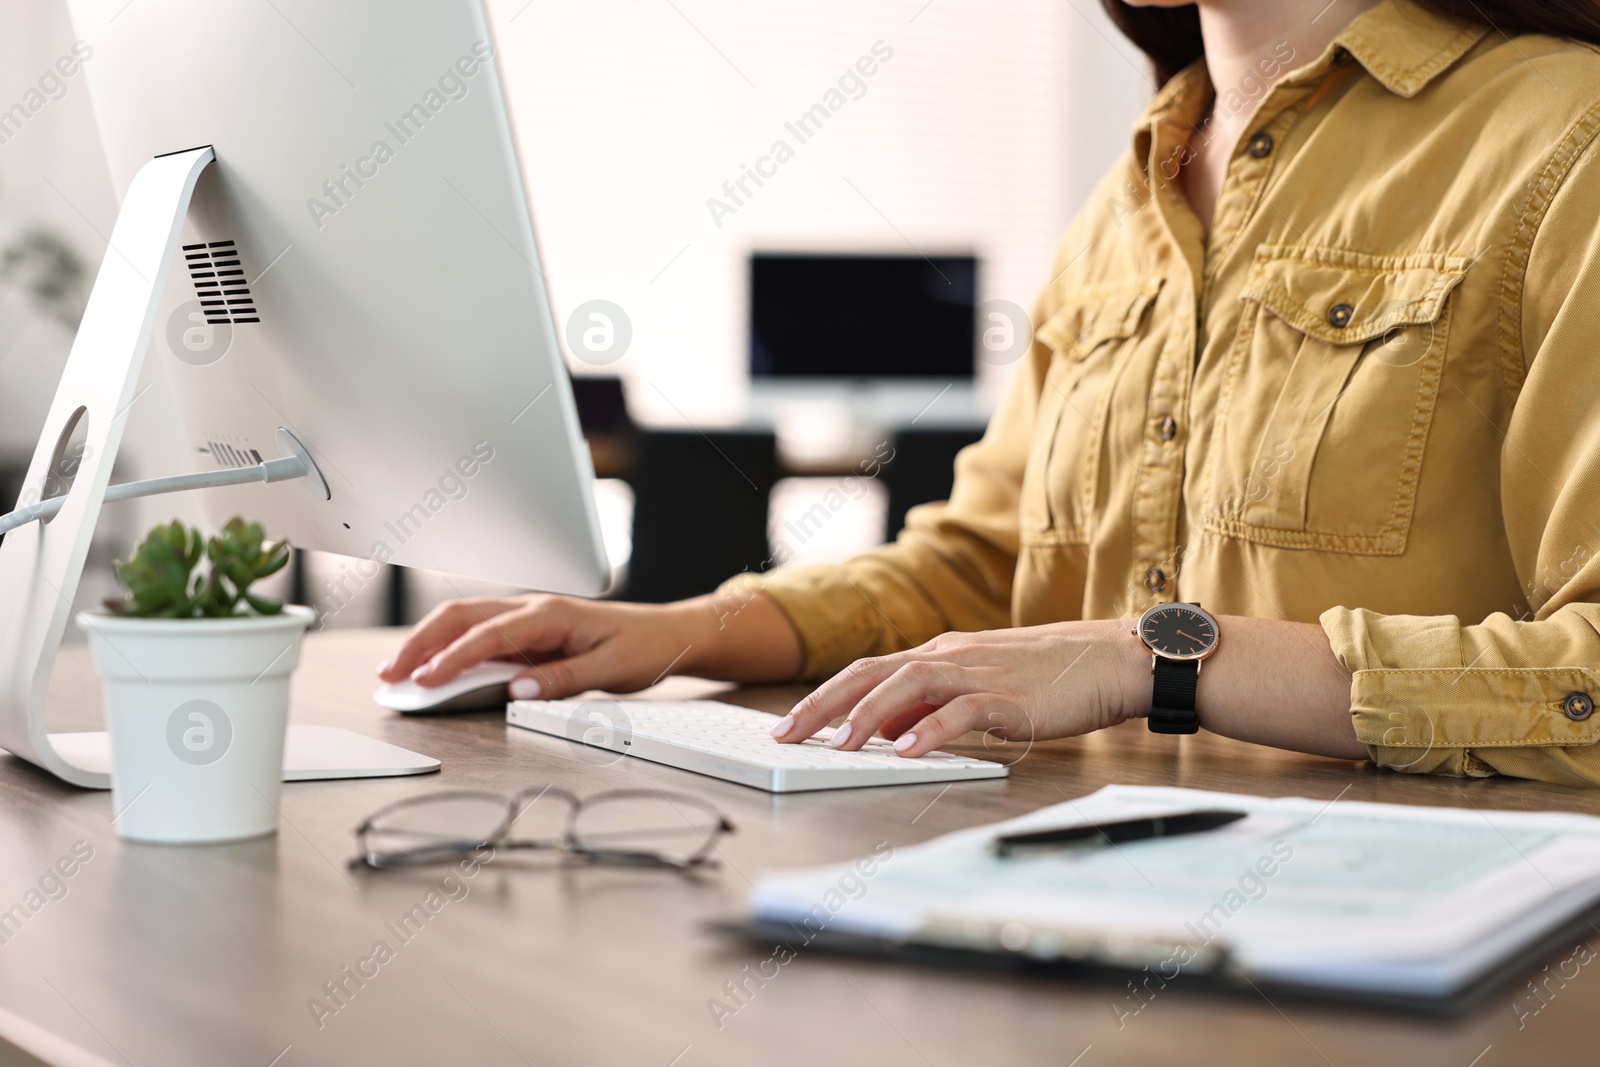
top-left (489, 0), bottom-right (1150, 424)
top-left (1060, 0), bottom-right (1155, 211)
top-left (0, 4), bottom-right (103, 458)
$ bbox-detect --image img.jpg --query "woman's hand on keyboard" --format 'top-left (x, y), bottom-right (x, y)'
top-left (769, 620), bottom-right (1149, 757)
top-left (376, 591), bottom-right (803, 698)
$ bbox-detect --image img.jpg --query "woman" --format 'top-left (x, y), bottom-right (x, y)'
top-left (381, 0), bottom-right (1600, 786)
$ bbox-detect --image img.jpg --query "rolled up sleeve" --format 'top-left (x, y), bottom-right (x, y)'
top-left (1322, 606), bottom-right (1600, 785)
top-left (1322, 136), bottom-right (1600, 786)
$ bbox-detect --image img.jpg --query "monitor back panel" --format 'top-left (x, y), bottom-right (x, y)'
top-left (66, 0), bottom-right (608, 595)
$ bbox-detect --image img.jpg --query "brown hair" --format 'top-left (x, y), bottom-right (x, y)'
top-left (1100, 1), bottom-right (1600, 85)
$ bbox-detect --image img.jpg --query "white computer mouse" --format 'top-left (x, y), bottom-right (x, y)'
top-left (373, 660), bottom-right (528, 714)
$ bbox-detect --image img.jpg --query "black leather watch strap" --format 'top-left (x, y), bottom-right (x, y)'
top-left (1148, 657), bottom-right (1200, 734)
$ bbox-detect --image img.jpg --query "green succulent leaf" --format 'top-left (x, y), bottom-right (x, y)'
top-left (244, 592), bottom-right (284, 616)
top-left (106, 516), bottom-right (292, 619)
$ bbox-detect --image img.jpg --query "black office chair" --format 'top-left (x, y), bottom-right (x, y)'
top-left (569, 375), bottom-right (633, 436)
top-left (624, 429), bottom-right (777, 603)
top-left (882, 427), bottom-right (986, 541)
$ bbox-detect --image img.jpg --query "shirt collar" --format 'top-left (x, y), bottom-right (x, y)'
top-left (1328, 0), bottom-right (1488, 98)
top-left (1132, 0), bottom-right (1488, 139)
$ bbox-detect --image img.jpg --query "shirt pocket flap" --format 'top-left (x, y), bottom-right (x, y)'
top-left (1037, 279), bottom-right (1162, 360)
top-left (1242, 247), bottom-right (1470, 344)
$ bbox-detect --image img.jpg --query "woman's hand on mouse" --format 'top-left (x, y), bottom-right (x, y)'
top-left (376, 590), bottom-right (803, 699)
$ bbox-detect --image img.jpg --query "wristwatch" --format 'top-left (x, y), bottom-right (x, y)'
top-left (1132, 602), bottom-right (1220, 735)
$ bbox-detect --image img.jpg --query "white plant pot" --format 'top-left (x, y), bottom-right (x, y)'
top-left (77, 605), bottom-right (315, 844)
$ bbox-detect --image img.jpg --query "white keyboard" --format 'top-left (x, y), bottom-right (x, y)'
top-left (506, 699), bottom-right (1008, 793)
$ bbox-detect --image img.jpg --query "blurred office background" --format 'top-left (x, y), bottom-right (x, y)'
top-left (0, 0), bottom-right (1149, 635)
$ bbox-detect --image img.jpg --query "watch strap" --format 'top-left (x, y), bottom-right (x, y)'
top-left (1148, 657), bottom-right (1200, 734)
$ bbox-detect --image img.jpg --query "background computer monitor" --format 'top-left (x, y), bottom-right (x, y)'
top-left (749, 253), bottom-right (977, 379)
top-left (64, 0), bottom-right (609, 596)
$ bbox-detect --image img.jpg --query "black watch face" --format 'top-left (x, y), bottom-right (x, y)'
top-left (1140, 604), bottom-right (1218, 660)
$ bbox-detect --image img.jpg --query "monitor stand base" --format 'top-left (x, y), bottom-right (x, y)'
top-left (47, 726), bottom-right (440, 780)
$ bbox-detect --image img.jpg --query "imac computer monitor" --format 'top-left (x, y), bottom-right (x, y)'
top-left (749, 253), bottom-right (978, 379)
top-left (0, 1), bottom-right (609, 788)
top-left (63, 0), bottom-right (609, 595)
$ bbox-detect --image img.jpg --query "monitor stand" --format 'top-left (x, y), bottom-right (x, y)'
top-left (0, 146), bottom-right (438, 789)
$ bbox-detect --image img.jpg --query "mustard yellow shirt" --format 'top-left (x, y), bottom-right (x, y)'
top-left (729, 0), bottom-right (1600, 787)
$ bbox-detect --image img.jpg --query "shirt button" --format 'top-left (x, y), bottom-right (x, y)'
top-left (1144, 566), bottom-right (1167, 593)
top-left (1247, 132), bottom-right (1274, 158)
top-left (1159, 415), bottom-right (1178, 442)
top-left (1564, 692), bottom-right (1594, 721)
top-left (1328, 303), bottom-right (1354, 328)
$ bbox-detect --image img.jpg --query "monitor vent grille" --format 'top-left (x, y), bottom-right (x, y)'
top-left (202, 440), bottom-right (264, 469)
top-left (183, 240), bottom-right (259, 324)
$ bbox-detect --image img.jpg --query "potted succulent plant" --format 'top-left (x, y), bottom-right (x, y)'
top-left (77, 518), bottom-right (314, 844)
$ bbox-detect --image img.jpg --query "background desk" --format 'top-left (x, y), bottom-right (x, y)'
top-left (0, 629), bottom-right (1595, 1066)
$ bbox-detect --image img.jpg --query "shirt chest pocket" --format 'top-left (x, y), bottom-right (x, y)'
top-left (1202, 247), bottom-right (1468, 555)
top-left (1020, 279), bottom-right (1160, 544)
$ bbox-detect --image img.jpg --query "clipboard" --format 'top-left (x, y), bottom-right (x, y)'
top-left (710, 895), bottom-right (1600, 1015)
top-left (719, 784), bottom-right (1600, 1014)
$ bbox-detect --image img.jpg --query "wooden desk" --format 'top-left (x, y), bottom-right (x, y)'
top-left (0, 629), bottom-right (1595, 1066)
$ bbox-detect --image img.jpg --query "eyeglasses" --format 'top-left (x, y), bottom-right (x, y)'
top-left (350, 785), bottom-right (735, 871)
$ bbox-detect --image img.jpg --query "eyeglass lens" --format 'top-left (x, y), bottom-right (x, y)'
top-left (566, 793), bottom-right (725, 863)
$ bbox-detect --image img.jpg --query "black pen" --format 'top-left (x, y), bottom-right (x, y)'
top-left (992, 809), bottom-right (1247, 857)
